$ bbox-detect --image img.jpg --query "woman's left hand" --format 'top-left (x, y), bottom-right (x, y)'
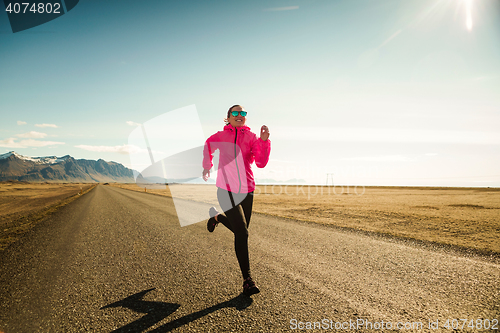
top-left (260, 125), bottom-right (270, 141)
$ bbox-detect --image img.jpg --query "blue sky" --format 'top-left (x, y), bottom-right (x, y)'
top-left (1, 0), bottom-right (499, 186)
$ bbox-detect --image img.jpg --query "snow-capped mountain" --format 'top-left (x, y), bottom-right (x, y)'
top-left (0, 151), bottom-right (135, 183)
top-left (0, 151), bottom-right (71, 164)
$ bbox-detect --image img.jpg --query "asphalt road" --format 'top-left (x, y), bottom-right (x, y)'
top-left (0, 185), bottom-right (498, 332)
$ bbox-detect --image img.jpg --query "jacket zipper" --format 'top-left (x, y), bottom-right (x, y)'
top-left (234, 127), bottom-right (242, 193)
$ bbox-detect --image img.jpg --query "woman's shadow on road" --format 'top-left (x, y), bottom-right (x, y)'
top-left (101, 288), bottom-right (253, 332)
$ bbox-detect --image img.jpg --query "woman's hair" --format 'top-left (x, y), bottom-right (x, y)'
top-left (224, 104), bottom-right (243, 125)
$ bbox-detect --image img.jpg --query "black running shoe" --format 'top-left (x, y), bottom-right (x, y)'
top-left (207, 207), bottom-right (219, 232)
top-left (243, 277), bottom-right (260, 296)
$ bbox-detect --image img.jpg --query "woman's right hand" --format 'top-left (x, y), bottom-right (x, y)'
top-left (202, 169), bottom-right (210, 181)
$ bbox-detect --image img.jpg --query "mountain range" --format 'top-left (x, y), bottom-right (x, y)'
top-left (0, 151), bottom-right (135, 183)
top-left (0, 151), bottom-right (307, 185)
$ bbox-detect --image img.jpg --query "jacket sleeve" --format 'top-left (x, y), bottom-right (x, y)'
top-left (203, 134), bottom-right (217, 170)
top-left (252, 137), bottom-right (271, 168)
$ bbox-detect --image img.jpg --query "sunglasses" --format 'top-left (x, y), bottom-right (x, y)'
top-left (231, 111), bottom-right (247, 117)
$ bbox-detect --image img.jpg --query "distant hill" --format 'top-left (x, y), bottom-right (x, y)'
top-left (0, 151), bottom-right (135, 183)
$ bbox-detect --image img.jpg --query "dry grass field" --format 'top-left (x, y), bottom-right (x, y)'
top-left (112, 183), bottom-right (500, 255)
top-left (0, 181), bottom-right (95, 251)
top-left (1, 181), bottom-right (498, 255)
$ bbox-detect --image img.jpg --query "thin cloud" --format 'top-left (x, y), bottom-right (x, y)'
top-left (16, 131), bottom-right (47, 139)
top-left (263, 6), bottom-right (299, 12)
top-left (75, 144), bottom-right (145, 154)
top-left (126, 121), bottom-right (141, 126)
top-left (0, 138), bottom-right (25, 148)
top-left (17, 121), bottom-right (27, 125)
top-left (35, 123), bottom-right (59, 128)
top-left (20, 139), bottom-right (65, 147)
top-left (0, 137), bottom-right (64, 148)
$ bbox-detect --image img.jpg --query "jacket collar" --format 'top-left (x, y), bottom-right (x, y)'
top-left (224, 124), bottom-right (251, 132)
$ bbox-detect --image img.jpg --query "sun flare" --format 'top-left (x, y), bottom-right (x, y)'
top-left (464, 0), bottom-right (473, 30)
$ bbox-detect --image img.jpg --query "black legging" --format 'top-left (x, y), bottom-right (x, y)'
top-left (216, 188), bottom-right (254, 280)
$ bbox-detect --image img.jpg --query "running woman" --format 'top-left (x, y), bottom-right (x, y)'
top-left (202, 104), bottom-right (271, 296)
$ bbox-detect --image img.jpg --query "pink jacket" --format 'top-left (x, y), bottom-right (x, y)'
top-left (203, 124), bottom-right (271, 193)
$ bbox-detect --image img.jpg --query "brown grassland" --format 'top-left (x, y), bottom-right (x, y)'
top-left (0, 181), bottom-right (95, 251)
top-left (0, 182), bottom-right (498, 255)
top-left (113, 183), bottom-right (500, 255)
